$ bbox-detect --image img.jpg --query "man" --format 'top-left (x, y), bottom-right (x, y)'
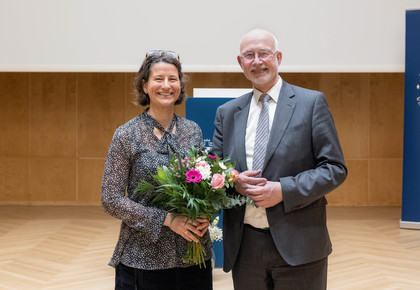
top-left (212, 29), bottom-right (347, 289)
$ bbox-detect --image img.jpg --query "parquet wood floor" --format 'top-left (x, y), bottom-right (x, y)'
top-left (0, 206), bottom-right (419, 290)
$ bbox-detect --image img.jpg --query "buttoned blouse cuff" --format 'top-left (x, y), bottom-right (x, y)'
top-left (132, 207), bottom-right (168, 243)
top-left (152, 208), bottom-right (169, 243)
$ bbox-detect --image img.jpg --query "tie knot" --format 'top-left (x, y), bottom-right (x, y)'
top-left (259, 93), bottom-right (270, 104)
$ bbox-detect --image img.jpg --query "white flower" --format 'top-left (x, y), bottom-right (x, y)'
top-left (195, 156), bottom-right (205, 163)
top-left (195, 161), bottom-right (211, 180)
top-left (219, 162), bottom-right (227, 170)
top-left (209, 224), bottom-right (223, 242)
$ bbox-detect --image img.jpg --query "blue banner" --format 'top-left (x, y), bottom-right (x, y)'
top-left (401, 10), bottom-right (420, 228)
top-left (186, 97), bottom-right (234, 267)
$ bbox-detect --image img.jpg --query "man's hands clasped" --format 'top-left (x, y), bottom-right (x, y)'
top-left (235, 170), bottom-right (283, 208)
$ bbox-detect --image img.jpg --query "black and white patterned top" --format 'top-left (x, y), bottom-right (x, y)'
top-left (101, 110), bottom-right (212, 270)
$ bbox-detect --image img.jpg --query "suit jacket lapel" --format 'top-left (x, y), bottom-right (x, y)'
top-left (234, 93), bottom-right (253, 172)
top-left (263, 82), bottom-right (296, 171)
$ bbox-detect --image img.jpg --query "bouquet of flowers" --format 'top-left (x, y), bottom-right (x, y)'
top-left (136, 146), bottom-right (248, 268)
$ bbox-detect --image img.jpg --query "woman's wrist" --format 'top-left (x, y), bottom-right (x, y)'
top-left (163, 213), bottom-right (173, 227)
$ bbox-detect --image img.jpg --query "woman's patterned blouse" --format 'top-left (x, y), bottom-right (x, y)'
top-left (101, 110), bottom-right (212, 270)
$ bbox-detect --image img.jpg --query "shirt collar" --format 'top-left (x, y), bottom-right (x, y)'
top-left (252, 77), bottom-right (283, 104)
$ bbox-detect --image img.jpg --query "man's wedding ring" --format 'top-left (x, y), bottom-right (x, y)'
top-left (184, 230), bottom-right (188, 234)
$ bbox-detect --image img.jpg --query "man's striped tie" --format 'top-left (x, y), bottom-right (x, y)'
top-left (252, 93), bottom-right (271, 175)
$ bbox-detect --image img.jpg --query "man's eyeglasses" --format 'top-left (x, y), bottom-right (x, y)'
top-left (146, 50), bottom-right (179, 60)
top-left (240, 50), bottom-right (276, 62)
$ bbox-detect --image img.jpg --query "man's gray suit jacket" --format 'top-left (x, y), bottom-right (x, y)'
top-left (212, 81), bottom-right (347, 272)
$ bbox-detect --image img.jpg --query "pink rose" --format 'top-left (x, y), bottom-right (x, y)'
top-left (211, 174), bottom-right (225, 189)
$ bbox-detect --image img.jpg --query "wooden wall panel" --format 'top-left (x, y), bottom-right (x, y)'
top-left (77, 73), bottom-right (126, 158)
top-left (186, 73), bottom-right (250, 95)
top-left (369, 74), bottom-right (404, 158)
top-left (30, 73), bottom-right (77, 157)
top-left (29, 157), bottom-right (76, 202)
top-left (0, 72), bottom-right (405, 206)
top-left (78, 159), bottom-right (105, 204)
top-left (0, 73), bottom-right (29, 156)
top-left (0, 157), bottom-right (29, 202)
top-left (282, 73), bottom-right (320, 91)
top-left (327, 160), bottom-right (369, 206)
top-left (369, 159), bottom-right (403, 206)
top-left (324, 74), bottom-right (370, 159)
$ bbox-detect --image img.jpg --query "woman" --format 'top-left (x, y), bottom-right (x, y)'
top-left (101, 50), bottom-right (213, 289)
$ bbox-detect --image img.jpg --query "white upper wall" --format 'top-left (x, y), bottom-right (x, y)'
top-left (0, 0), bottom-right (419, 72)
